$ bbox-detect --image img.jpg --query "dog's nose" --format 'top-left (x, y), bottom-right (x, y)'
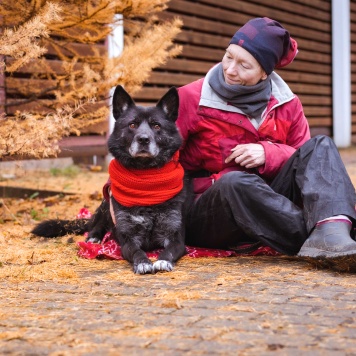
top-left (137, 135), bottom-right (150, 145)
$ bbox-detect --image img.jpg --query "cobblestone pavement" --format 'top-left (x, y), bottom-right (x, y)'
top-left (1, 257), bottom-right (356, 355)
top-left (1, 148), bottom-right (356, 355)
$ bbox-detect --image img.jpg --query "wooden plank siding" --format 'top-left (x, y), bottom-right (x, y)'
top-left (133, 0), bottom-right (333, 137)
top-left (1, 38), bottom-right (109, 159)
top-left (351, 1), bottom-right (356, 144)
top-left (5, 1), bottom-right (355, 159)
top-left (2, 42), bottom-right (108, 134)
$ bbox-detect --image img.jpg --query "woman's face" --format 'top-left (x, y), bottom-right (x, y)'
top-left (222, 44), bottom-right (267, 86)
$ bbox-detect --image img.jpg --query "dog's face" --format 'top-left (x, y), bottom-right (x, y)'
top-left (108, 85), bottom-right (182, 169)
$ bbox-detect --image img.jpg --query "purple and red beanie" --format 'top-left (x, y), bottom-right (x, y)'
top-left (229, 17), bottom-right (298, 75)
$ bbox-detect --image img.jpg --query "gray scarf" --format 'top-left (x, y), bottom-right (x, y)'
top-left (208, 63), bottom-right (271, 119)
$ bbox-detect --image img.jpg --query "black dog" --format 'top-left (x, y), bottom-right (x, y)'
top-left (32, 85), bottom-right (189, 274)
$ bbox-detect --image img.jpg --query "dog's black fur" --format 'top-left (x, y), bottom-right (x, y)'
top-left (32, 85), bottom-right (190, 274)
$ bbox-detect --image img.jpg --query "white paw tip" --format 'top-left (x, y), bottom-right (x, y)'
top-left (153, 260), bottom-right (173, 272)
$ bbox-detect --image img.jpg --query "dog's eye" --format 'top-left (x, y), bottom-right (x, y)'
top-left (153, 123), bottom-right (161, 130)
top-left (129, 123), bottom-right (137, 129)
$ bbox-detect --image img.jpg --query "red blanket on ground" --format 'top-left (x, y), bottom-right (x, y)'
top-left (76, 208), bottom-right (280, 260)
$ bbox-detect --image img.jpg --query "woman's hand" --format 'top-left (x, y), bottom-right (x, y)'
top-left (225, 143), bottom-right (265, 169)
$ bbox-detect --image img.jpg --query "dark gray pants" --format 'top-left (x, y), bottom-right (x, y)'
top-left (185, 136), bottom-right (356, 255)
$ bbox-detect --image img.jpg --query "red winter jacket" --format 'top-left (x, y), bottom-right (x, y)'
top-left (176, 69), bottom-right (311, 195)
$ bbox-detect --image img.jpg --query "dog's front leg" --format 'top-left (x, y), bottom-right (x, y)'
top-left (121, 243), bottom-right (154, 274)
top-left (153, 235), bottom-right (186, 273)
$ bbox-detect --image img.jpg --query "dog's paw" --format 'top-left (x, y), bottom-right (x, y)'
top-left (85, 236), bottom-right (102, 244)
top-left (153, 260), bottom-right (173, 273)
top-left (134, 262), bottom-right (154, 274)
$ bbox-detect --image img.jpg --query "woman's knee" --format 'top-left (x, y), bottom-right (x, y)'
top-left (298, 135), bottom-right (337, 161)
top-left (305, 135), bottom-right (336, 150)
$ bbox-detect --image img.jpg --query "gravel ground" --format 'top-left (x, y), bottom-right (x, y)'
top-left (0, 147), bottom-right (356, 355)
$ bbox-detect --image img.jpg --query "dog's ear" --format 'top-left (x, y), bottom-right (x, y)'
top-left (112, 85), bottom-right (135, 120)
top-left (156, 87), bottom-right (179, 122)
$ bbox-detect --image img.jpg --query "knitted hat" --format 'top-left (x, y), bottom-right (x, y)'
top-left (229, 17), bottom-right (298, 75)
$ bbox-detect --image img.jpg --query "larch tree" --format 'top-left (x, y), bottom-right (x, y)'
top-left (0, 0), bottom-right (182, 158)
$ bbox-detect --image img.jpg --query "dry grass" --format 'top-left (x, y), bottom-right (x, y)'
top-left (0, 158), bottom-right (355, 285)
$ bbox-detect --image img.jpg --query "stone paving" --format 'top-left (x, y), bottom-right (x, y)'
top-left (1, 256), bottom-right (356, 355)
top-left (1, 147), bottom-right (356, 355)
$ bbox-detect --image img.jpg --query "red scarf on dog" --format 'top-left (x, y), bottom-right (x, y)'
top-left (108, 152), bottom-right (184, 207)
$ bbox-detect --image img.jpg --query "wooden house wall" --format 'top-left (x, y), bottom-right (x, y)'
top-left (3, 43), bottom-right (108, 135)
top-left (3, 1), bottom-right (354, 158)
top-left (1, 39), bottom-right (109, 159)
top-left (134, 0), bottom-right (332, 138)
